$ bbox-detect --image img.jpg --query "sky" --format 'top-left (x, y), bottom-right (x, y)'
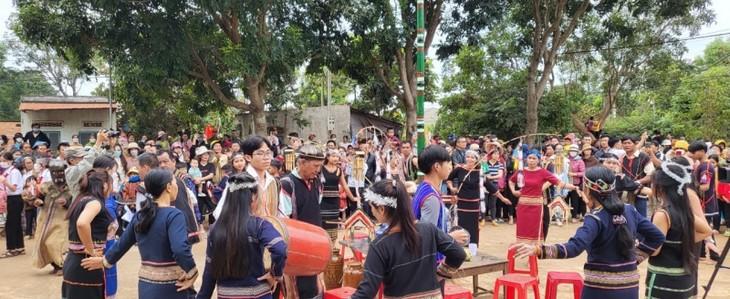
top-left (1, 0), bottom-right (729, 97)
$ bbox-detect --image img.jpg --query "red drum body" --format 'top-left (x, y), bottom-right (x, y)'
top-left (265, 216), bottom-right (332, 276)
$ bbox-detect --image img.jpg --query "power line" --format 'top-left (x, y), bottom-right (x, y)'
top-left (560, 31), bottom-right (730, 56)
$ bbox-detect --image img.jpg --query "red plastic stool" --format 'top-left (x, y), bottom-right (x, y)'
top-left (507, 244), bottom-right (539, 279)
top-left (444, 283), bottom-right (473, 299)
top-left (544, 271), bottom-right (583, 299)
top-left (325, 287), bottom-right (356, 299)
top-left (493, 274), bottom-right (540, 299)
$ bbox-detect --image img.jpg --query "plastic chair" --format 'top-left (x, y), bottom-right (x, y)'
top-left (444, 283), bottom-right (473, 299)
top-left (507, 244), bottom-right (539, 279)
top-left (324, 287), bottom-right (356, 299)
top-left (544, 271), bottom-right (583, 299)
top-left (493, 274), bottom-right (540, 299)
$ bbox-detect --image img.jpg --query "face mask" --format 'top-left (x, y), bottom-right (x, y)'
top-left (114, 151), bottom-right (122, 158)
top-left (32, 128), bottom-right (40, 133)
top-left (72, 138), bottom-right (79, 143)
top-left (33, 164), bottom-right (41, 172)
top-left (89, 138), bottom-right (96, 143)
top-left (0, 162), bottom-right (8, 168)
top-left (569, 152), bottom-right (578, 157)
top-left (130, 149), bottom-right (139, 157)
top-left (15, 138), bottom-right (23, 143)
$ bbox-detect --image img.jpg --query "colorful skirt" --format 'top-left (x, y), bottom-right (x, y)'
top-left (137, 263), bottom-right (190, 299)
top-left (645, 264), bottom-right (695, 299)
top-left (516, 196), bottom-right (544, 244)
top-left (456, 197), bottom-right (480, 245)
top-left (62, 251), bottom-right (105, 299)
top-left (320, 193), bottom-right (340, 231)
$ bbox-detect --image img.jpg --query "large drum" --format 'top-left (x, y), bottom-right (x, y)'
top-left (264, 216), bottom-right (332, 276)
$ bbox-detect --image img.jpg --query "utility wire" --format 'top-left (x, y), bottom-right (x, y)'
top-left (560, 31), bottom-right (730, 56)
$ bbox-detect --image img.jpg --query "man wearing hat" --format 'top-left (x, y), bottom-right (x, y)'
top-left (567, 144), bottom-right (586, 222)
top-left (24, 122), bottom-right (52, 150)
top-left (65, 131), bottom-right (114, 200)
top-left (157, 131), bottom-right (169, 149)
top-left (279, 144), bottom-right (325, 299)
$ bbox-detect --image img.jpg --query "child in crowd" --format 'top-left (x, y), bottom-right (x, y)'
top-left (21, 176), bottom-right (38, 239)
top-left (188, 159), bottom-right (204, 197)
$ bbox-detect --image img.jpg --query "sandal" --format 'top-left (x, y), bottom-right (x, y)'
top-left (15, 249), bottom-right (25, 255)
top-left (0, 250), bottom-right (18, 259)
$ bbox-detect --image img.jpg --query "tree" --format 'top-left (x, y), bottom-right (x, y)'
top-left (0, 42), bottom-right (56, 121)
top-left (439, 0), bottom-right (712, 144)
top-left (342, 0), bottom-right (446, 136)
top-left (13, 0), bottom-right (350, 134)
top-left (565, 1), bottom-right (713, 135)
top-left (5, 30), bottom-right (87, 97)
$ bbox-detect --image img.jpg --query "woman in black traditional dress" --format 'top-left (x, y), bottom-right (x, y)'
top-left (320, 150), bottom-right (358, 241)
top-left (645, 161), bottom-right (712, 298)
top-left (62, 169), bottom-right (114, 299)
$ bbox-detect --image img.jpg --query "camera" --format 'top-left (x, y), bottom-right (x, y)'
top-left (107, 130), bottom-right (120, 138)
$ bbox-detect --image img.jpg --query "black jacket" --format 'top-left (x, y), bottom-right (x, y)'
top-left (24, 131), bottom-right (51, 148)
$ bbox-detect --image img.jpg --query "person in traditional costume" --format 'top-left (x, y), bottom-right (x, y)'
top-left (278, 144), bottom-right (326, 299)
top-left (352, 179), bottom-right (466, 298)
top-left (197, 173), bottom-right (287, 299)
top-left (62, 169), bottom-right (115, 298)
top-left (91, 155), bottom-right (123, 299)
top-left (599, 153), bottom-right (651, 196)
top-left (320, 149), bottom-right (358, 241)
top-left (510, 166), bottom-right (666, 299)
top-left (645, 161), bottom-right (712, 298)
top-left (81, 169), bottom-right (198, 299)
top-left (30, 159), bottom-right (71, 275)
top-left (508, 147), bottom-right (581, 244)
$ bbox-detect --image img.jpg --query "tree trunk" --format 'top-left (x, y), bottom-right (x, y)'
top-left (247, 79), bottom-right (268, 135)
top-left (404, 93), bottom-right (417, 138)
top-left (525, 80), bottom-right (539, 145)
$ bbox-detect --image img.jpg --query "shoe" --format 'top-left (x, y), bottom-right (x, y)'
top-left (485, 216), bottom-right (492, 222)
top-left (497, 219), bottom-right (505, 224)
top-left (724, 230), bottom-right (730, 237)
top-left (491, 221), bottom-right (500, 227)
top-left (25, 235), bottom-right (31, 240)
top-left (479, 220), bottom-right (486, 227)
top-left (570, 218), bottom-right (578, 224)
top-left (197, 193), bottom-right (205, 197)
top-left (0, 251), bottom-right (19, 259)
top-left (508, 218), bottom-right (514, 225)
top-left (557, 220), bottom-right (563, 227)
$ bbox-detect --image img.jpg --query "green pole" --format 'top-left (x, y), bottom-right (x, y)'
top-left (416, 0), bottom-right (425, 154)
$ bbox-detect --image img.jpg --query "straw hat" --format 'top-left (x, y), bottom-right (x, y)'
top-left (195, 146), bottom-right (213, 158)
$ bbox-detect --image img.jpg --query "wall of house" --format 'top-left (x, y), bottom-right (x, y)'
top-left (20, 109), bottom-right (117, 145)
top-left (238, 105), bottom-right (351, 145)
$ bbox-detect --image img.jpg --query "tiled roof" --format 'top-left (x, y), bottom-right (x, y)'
top-left (19, 102), bottom-right (118, 111)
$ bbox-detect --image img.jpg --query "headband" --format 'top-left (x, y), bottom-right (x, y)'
top-left (598, 156), bottom-right (619, 163)
top-left (228, 181), bottom-right (258, 192)
top-left (583, 176), bottom-right (615, 194)
top-left (660, 161), bottom-right (693, 195)
top-left (364, 188), bottom-right (397, 209)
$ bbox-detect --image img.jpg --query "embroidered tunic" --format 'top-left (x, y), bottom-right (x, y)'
top-left (538, 205), bottom-right (665, 299)
top-left (351, 222), bottom-right (466, 299)
top-left (197, 217), bottom-right (287, 299)
top-left (645, 210), bottom-right (696, 299)
top-left (105, 207), bottom-right (197, 299)
top-left (31, 182), bottom-right (70, 269)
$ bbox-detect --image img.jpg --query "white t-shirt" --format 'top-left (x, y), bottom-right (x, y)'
top-left (3, 167), bottom-right (24, 196)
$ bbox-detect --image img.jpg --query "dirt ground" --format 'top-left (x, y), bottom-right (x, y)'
top-left (0, 221), bottom-right (728, 299)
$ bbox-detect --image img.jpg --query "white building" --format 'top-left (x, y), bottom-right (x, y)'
top-left (20, 96), bottom-right (117, 146)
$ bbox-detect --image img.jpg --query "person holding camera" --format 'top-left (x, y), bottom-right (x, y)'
top-left (65, 130), bottom-right (115, 200)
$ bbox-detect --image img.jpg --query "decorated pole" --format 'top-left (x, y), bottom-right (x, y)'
top-left (416, 0), bottom-right (426, 154)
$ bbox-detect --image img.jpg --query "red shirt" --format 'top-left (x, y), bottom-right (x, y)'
top-left (509, 168), bottom-right (559, 197)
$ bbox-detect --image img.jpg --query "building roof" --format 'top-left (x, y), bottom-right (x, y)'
top-left (19, 102), bottom-right (118, 111)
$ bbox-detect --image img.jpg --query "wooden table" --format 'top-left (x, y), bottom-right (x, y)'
top-left (454, 253), bottom-right (508, 297)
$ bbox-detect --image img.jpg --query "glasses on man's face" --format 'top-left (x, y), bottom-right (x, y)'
top-left (253, 151), bottom-right (273, 157)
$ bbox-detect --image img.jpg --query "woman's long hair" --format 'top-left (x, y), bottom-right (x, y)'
top-left (652, 162), bottom-right (698, 275)
top-left (66, 169), bottom-right (112, 219)
top-left (368, 179), bottom-right (420, 256)
top-left (135, 169), bottom-right (174, 234)
top-left (584, 166), bottom-right (634, 260)
top-left (210, 173), bottom-right (258, 280)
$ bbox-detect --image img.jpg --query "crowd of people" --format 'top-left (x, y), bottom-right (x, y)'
top-left (0, 124), bottom-right (728, 299)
